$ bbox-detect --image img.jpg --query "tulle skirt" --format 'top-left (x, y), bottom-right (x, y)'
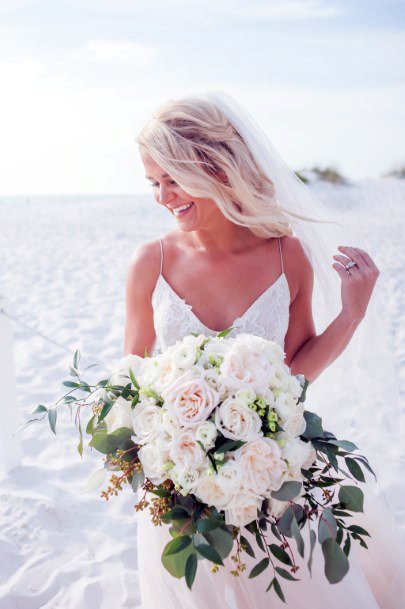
top-left (136, 475), bottom-right (404, 609)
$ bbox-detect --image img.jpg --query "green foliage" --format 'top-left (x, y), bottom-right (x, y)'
top-left (338, 486), bottom-right (364, 512)
top-left (322, 538), bottom-right (350, 583)
top-left (271, 480), bottom-right (302, 502)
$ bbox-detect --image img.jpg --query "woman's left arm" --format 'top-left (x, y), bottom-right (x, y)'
top-left (284, 241), bottom-right (380, 383)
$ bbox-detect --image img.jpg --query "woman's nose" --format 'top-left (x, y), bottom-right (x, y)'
top-left (158, 185), bottom-right (176, 206)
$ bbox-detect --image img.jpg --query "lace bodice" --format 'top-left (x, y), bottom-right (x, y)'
top-left (151, 238), bottom-right (291, 354)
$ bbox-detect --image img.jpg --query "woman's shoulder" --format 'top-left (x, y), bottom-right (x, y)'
top-left (279, 235), bottom-right (314, 300)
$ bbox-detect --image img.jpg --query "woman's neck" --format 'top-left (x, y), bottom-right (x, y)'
top-left (190, 218), bottom-right (262, 255)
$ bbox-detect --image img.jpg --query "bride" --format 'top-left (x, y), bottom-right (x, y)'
top-left (124, 92), bottom-right (403, 608)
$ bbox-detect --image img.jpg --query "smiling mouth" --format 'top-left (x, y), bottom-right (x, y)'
top-left (172, 202), bottom-right (195, 217)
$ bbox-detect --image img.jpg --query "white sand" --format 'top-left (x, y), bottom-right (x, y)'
top-left (0, 180), bottom-right (403, 608)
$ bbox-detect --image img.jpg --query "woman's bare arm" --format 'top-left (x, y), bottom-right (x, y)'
top-left (123, 240), bottom-right (161, 357)
top-left (284, 238), bottom-right (377, 383)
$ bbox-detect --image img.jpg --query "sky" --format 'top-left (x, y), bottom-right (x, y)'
top-left (0, 0), bottom-right (404, 195)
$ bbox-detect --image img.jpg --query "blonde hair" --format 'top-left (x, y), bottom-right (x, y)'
top-left (136, 96), bottom-right (317, 238)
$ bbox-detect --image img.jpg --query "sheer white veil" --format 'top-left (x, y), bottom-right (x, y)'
top-left (198, 90), bottom-right (403, 531)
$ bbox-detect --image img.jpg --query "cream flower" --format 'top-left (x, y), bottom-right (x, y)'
top-left (215, 396), bottom-right (262, 441)
top-left (131, 401), bottom-right (161, 445)
top-left (162, 370), bottom-right (220, 427)
top-left (224, 492), bottom-right (262, 527)
top-left (235, 437), bottom-right (287, 496)
top-left (169, 428), bottom-right (208, 469)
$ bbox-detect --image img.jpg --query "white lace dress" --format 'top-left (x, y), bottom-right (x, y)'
top-left (136, 239), bottom-right (402, 609)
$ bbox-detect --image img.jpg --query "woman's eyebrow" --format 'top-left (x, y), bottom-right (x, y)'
top-left (145, 173), bottom-right (170, 179)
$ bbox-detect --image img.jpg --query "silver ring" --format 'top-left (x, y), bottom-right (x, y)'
top-left (344, 260), bottom-right (357, 270)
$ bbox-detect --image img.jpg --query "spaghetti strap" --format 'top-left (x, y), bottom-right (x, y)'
top-left (158, 238), bottom-right (164, 275)
top-left (278, 237), bottom-right (284, 274)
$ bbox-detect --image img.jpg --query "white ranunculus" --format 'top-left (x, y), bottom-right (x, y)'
top-left (138, 439), bottom-right (169, 485)
top-left (215, 396), bottom-right (262, 442)
top-left (235, 388), bottom-right (256, 404)
top-left (203, 337), bottom-right (230, 365)
top-left (274, 393), bottom-right (302, 422)
top-left (267, 363), bottom-right (291, 391)
top-left (104, 396), bottom-right (133, 433)
top-left (162, 370), bottom-right (220, 427)
top-left (217, 459), bottom-right (243, 490)
top-left (109, 354), bottom-right (144, 388)
top-left (195, 421), bottom-right (218, 450)
top-left (224, 492), bottom-right (262, 527)
top-left (203, 368), bottom-right (227, 400)
top-left (131, 401), bottom-right (161, 445)
top-left (288, 375), bottom-right (304, 400)
top-left (195, 473), bottom-right (231, 509)
top-left (174, 465), bottom-right (201, 491)
top-left (235, 437), bottom-right (287, 496)
top-left (169, 428), bottom-right (208, 469)
top-left (170, 335), bottom-right (201, 372)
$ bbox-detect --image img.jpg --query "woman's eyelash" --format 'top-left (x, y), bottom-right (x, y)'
top-left (148, 180), bottom-right (177, 188)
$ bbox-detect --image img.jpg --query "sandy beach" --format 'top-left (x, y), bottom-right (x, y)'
top-left (0, 179), bottom-right (404, 608)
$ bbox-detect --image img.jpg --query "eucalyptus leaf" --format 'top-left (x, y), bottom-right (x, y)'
top-left (271, 480), bottom-right (302, 502)
top-left (307, 529), bottom-right (316, 575)
top-left (48, 408), bottom-right (57, 434)
top-left (202, 526), bottom-right (233, 560)
top-left (30, 404), bottom-right (48, 414)
top-left (345, 457), bottom-right (366, 482)
top-left (318, 508), bottom-right (337, 544)
top-left (302, 411), bottom-right (324, 439)
top-left (275, 566), bottom-right (299, 581)
top-left (195, 543), bottom-right (223, 565)
top-left (196, 518), bottom-right (224, 533)
top-left (291, 515), bottom-right (305, 558)
top-left (185, 553), bottom-right (197, 589)
top-left (249, 557), bottom-right (269, 579)
top-left (273, 577), bottom-right (286, 603)
top-left (269, 544), bottom-right (292, 566)
top-left (240, 535), bottom-right (255, 558)
top-left (328, 439), bottom-right (358, 452)
top-left (322, 538), bottom-right (349, 584)
top-left (338, 486), bottom-right (364, 512)
top-left (216, 327), bottom-right (233, 338)
top-left (163, 535), bottom-right (192, 557)
top-left (80, 468), bottom-right (107, 494)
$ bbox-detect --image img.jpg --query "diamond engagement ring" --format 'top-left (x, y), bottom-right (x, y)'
top-left (344, 260), bottom-right (358, 270)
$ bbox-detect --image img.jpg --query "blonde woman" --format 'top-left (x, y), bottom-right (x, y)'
top-left (124, 92), bottom-right (402, 608)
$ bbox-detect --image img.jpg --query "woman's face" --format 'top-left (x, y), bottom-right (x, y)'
top-left (140, 148), bottom-right (225, 232)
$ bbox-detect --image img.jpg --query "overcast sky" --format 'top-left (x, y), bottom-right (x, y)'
top-left (0, 0), bottom-right (404, 195)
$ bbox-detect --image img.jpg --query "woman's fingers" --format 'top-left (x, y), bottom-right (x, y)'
top-left (333, 253), bottom-right (361, 275)
top-left (337, 246), bottom-right (365, 268)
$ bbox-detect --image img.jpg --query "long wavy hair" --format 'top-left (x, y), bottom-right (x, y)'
top-left (136, 95), bottom-right (319, 238)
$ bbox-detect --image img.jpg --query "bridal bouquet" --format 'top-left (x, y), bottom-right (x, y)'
top-left (28, 331), bottom-right (374, 601)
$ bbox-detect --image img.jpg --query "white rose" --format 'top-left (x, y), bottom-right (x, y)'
top-left (161, 408), bottom-right (181, 437)
top-left (217, 459), bottom-right (243, 491)
top-left (195, 473), bottom-right (231, 509)
top-left (138, 439), bottom-right (169, 485)
top-left (141, 352), bottom-right (179, 393)
top-left (282, 411), bottom-right (307, 438)
top-left (162, 370), bottom-right (220, 427)
top-left (110, 354), bottom-right (144, 388)
top-left (169, 428), bottom-right (208, 469)
top-left (235, 388), bottom-right (256, 404)
top-left (235, 438), bottom-right (287, 496)
top-left (283, 438), bottom-right (316, 473)
top-left (274, 393), bottom-right (298, 419)
top-left (215, 396), bottom-right (262, 442)
top-left (220, 343), bottom-right (274, 394)
top-left (195, 421), bottom-right (218, 450)
top-left (131, 401), bottom-right (161, 445)
top-left (104, 397), bottom-right (133, 433)
top-left (224, 492), bottom-right (262, 527)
